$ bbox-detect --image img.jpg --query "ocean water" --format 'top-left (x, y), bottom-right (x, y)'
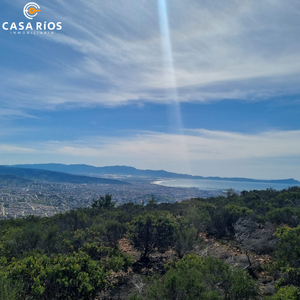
top-left (153, 179), bottom-right (300, 192)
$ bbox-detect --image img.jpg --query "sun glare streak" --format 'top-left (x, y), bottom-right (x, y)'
top-left (157, 0), bottom-right (191, 173)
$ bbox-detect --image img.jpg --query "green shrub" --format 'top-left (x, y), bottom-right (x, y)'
top-left (0, 275), bottom-right (23, 300)
top-left (145, 255), bottom-right (259, 300)
top-left (269, 286), bottom-right (300, 300)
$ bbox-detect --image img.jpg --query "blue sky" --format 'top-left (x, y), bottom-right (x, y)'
top-left (1, 0), bottom-right (300, 180)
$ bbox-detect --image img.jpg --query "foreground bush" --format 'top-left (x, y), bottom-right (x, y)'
top-left (1, 245), bottom-right (132, 299)
top-left (139, 255), bottom-right (259, 300)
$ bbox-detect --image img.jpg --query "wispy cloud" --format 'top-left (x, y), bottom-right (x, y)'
top-left (0, 144), bottom-right (35, 153)
top-left (1, 0), bottom-right (300, 110)
top-left (0, 109), bottom-right (37, 119)
top-left (40, 129), bottom-right (300, 161)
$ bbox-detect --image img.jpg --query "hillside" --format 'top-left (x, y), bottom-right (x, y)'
top-left (0, 174), bottom-right (34, 186)
top-left (11, 163), bottom-right (300, 184)
top-left (0, 166), bottom-right (129, 185)
top-left (1, 188), bottom-right (300, 299)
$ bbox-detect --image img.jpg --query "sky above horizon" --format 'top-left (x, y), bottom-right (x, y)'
top-left (1, 0), bottom-right (300, 180)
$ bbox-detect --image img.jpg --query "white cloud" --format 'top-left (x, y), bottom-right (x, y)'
top-left (3, 128), bottom-right (295, 179)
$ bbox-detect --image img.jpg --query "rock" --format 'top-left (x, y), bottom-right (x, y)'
top-left (261, 282), bottom-right (276, 296)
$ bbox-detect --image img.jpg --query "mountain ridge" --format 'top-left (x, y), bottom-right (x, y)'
top-left (10, 163), bottom-right (300, 184)
top-left (0, 166), bottom-right (129, 185)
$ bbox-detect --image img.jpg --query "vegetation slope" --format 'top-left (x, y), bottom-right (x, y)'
top-left (0, 188), bottom-right (300, 299)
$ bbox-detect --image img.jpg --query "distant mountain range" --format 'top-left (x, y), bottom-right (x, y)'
top-left (0, 166), bottom-right (129, 185)
top-left (10, 164), bottom-right (300, 185)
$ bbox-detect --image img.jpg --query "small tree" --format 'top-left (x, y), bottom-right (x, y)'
top-left (147, 197), bottom-right (158, 207)
top-left (274, 226), bottom-right (300, 287)
top-left (91, 194), bottom-right (115, 209)
top-left (208, 205), bottom-right (252, 239)
top-left (128, 213), bottom-right (179, 260)
top-left (274, 225), bottom-right (300, 269)
top-left (174, 217), bottom-right (198, 258)
top-left (105, 220), bottom-right (127, 248)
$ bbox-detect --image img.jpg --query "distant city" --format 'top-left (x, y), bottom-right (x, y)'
top-left (0, 163), bottom-right (299, 219)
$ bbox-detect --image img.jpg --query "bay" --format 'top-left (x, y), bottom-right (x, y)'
top-left (153, 179), bottom-right (300, 192)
